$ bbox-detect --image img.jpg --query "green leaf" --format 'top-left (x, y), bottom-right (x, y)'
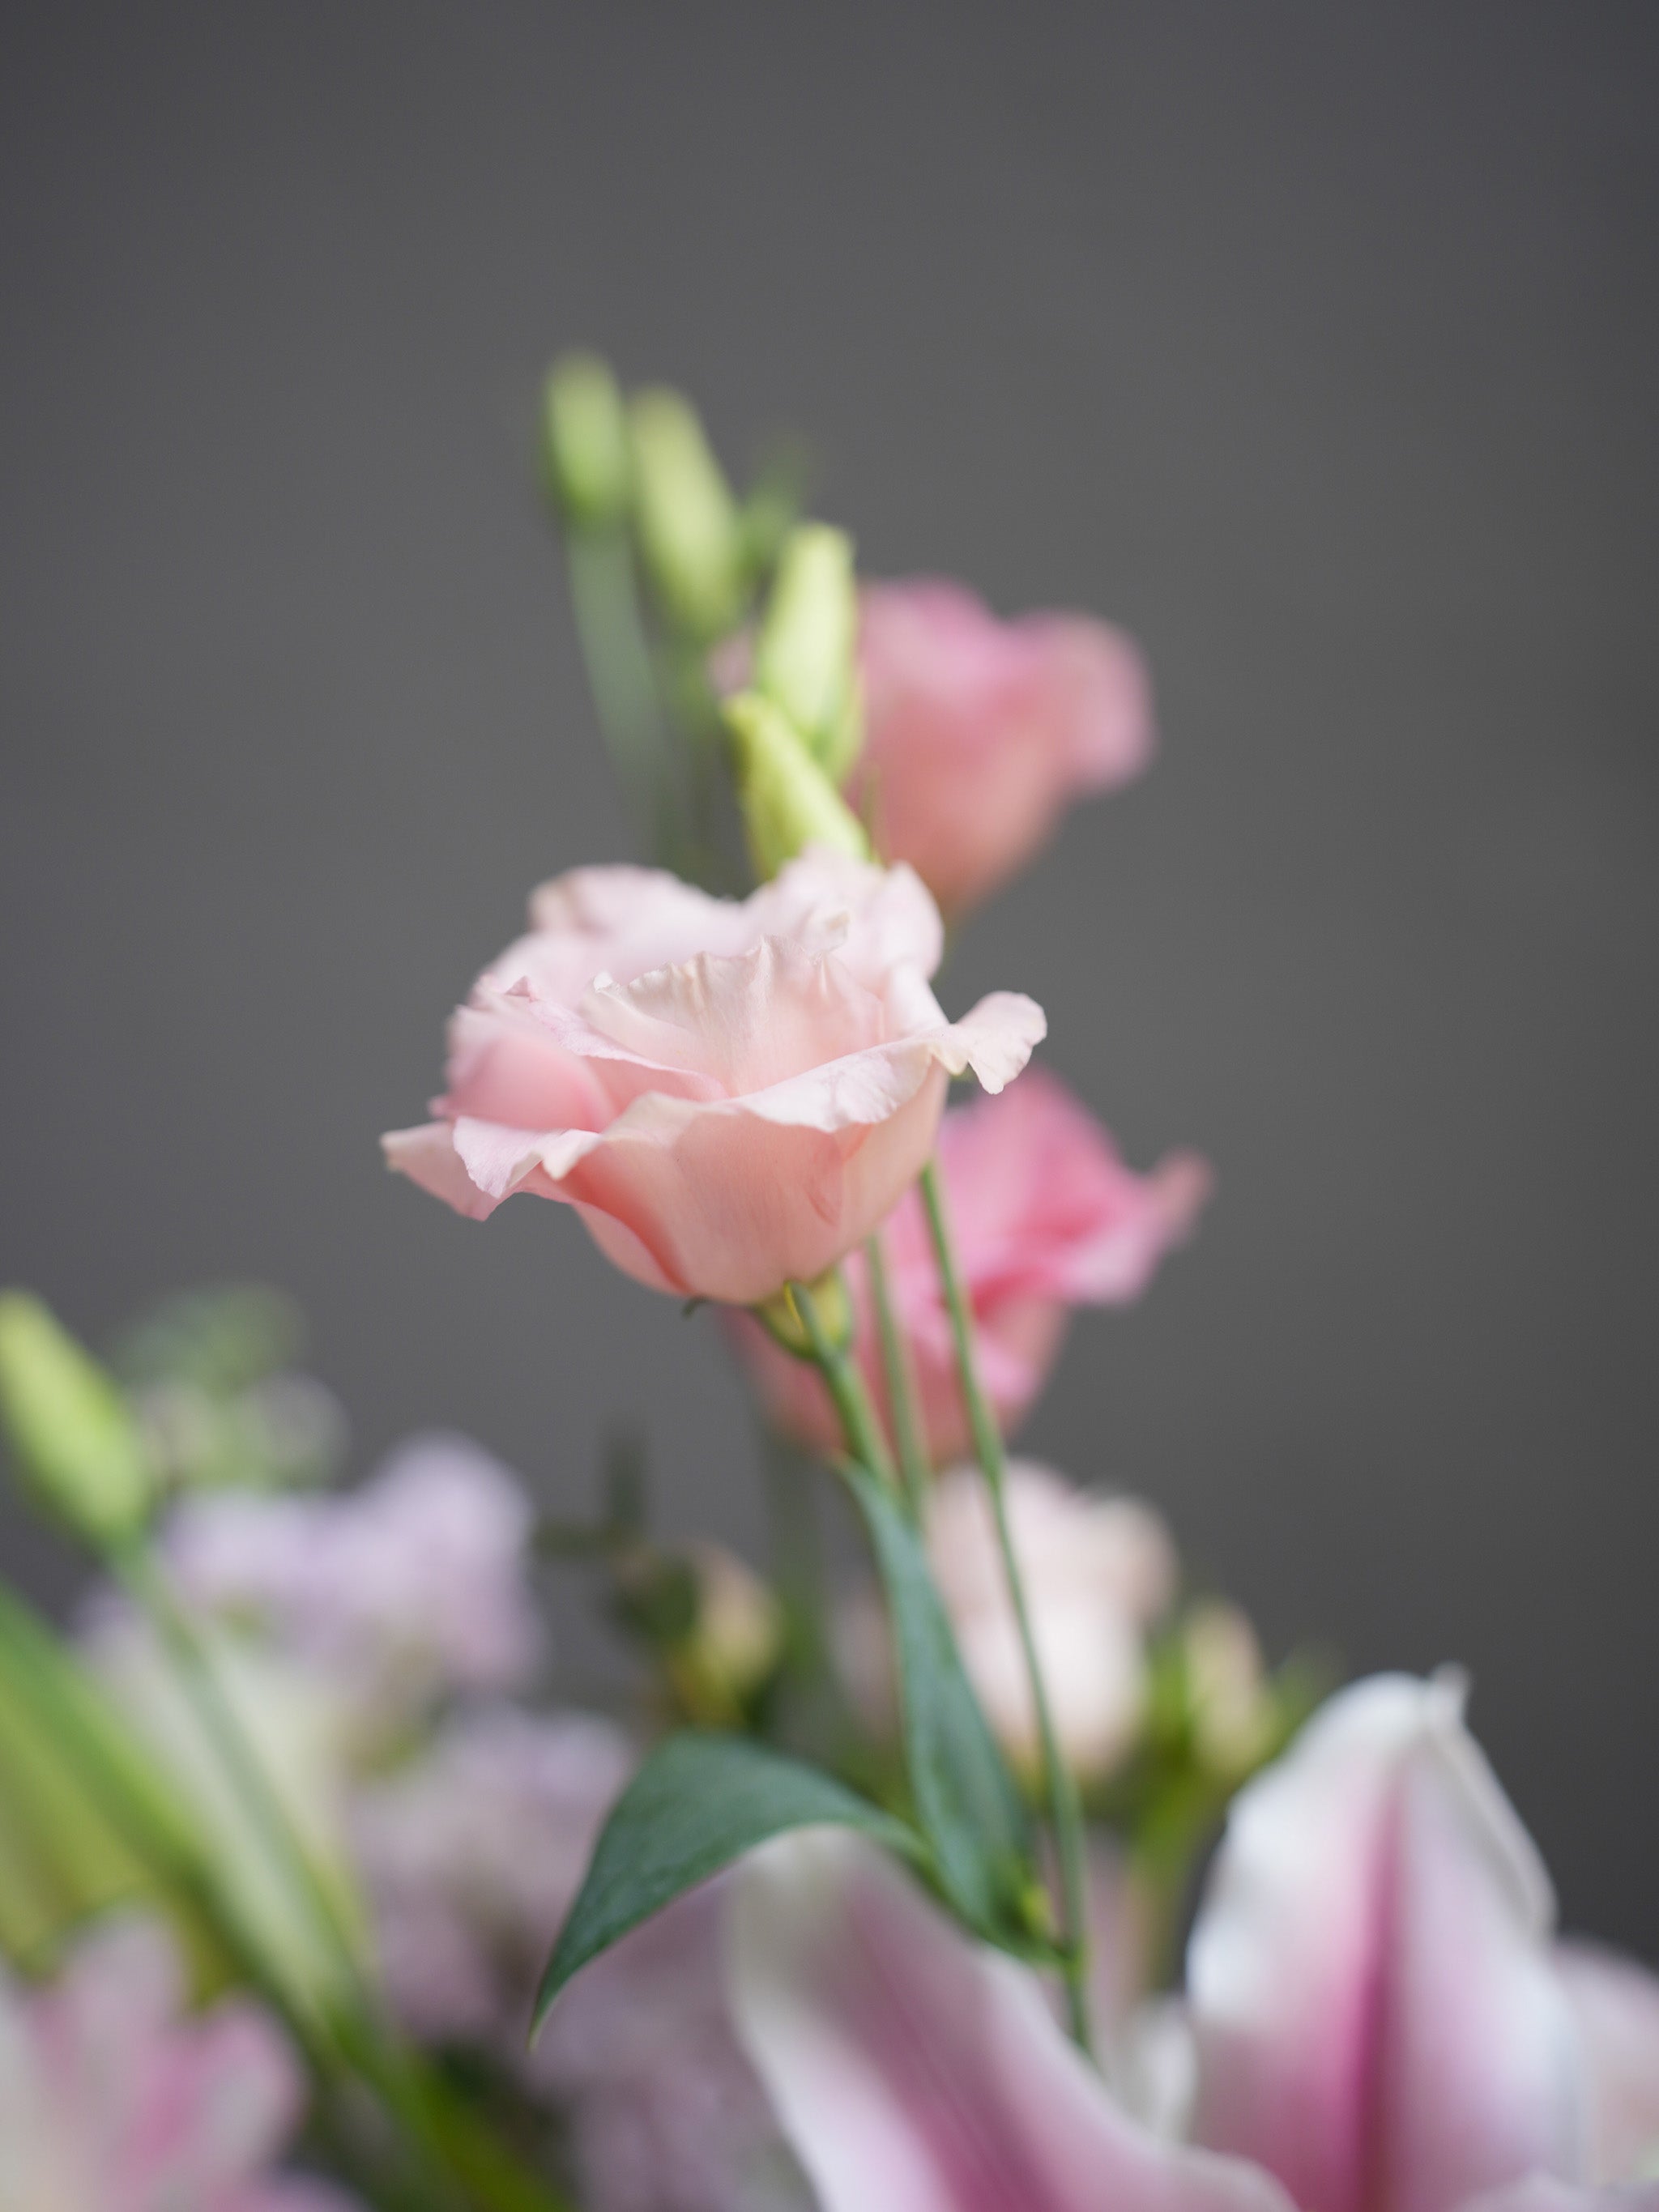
top-left (532, 1731), bottom-right (923, 2035)
top-left (837, 1456), bottom-right (1037, 1944)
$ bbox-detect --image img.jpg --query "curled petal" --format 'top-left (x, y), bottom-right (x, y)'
top-left (1188, 1675), bottom-right (1588, 2212)
top-left (729, 1830), bottom-right (1298, 2212)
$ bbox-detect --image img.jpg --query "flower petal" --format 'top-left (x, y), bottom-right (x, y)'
top-left (729, 1830), bottom-right (1298, 2212)
top-left (1187, 1675), bottom-right (1587, 2212)
top-left (382, 1121), bottom-right (498, 1219)
top-left (1559, 1941), bottom-right (1659, 2183)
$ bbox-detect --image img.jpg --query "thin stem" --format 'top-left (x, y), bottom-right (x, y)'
top-left (864, 1232), bottom-right (929, 1522)
top-left (564, 524), bottom-right (681, 867)
top-left (788, 1277), bottom-right (897, 1493)
top-left (918, 1161), bottom-right (1095, 2056)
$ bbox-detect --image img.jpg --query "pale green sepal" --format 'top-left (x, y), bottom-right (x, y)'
top-left (722, 689), bottom-right (869, 878)
top-left (753, 523), bottom-right (864, 779)
top-left (542, 352), bottom-right (633, 530)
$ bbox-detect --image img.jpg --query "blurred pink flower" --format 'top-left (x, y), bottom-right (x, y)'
top-left (384, 849), bottom-right (1043, 1306)
top-left (164, 1434), bottom-right (544, 1740)
top-left (732, 1068), bottom-right (1209, 1464)
top-left (0, 1915), bottom-right (355, 2212)
top-left (729, 1675), bottom-right (1659, 2212)
top-left (539, 1881), bottom-right (812, 2212)
top-left (838, 1461), bottom-right (1177, 1781)
top-left (351, 1704), bottom-right (633, 2048)
top-left (853, 579), bottom-right (1154, 914)
top-left (352, 1706), bottom-right (804, 2212)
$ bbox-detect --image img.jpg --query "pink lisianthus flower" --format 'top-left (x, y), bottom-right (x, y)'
top-left (163, 1433), bottom-right (544, 1744)
top-left (838, 1462), bottom-right (1178, 1782)
top-left (731, 1068), bottom-right (1209, 1466)
top-left (0, 1916), bottom-right (356, 2212)
top-left (383, 849), bottom-right (1043, 1306)
top-left (727, 1674), bottom-right (1659, 2212)
top-left (854, 580), bottom-right (1154, 914)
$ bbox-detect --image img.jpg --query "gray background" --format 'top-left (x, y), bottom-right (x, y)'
top-left (3, 4), bottom-right (1657, 1954)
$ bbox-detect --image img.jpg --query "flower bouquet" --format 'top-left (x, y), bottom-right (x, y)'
top-left (0, 356), bottom-right (1653, 2212)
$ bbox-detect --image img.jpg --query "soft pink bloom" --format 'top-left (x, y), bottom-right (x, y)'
top-left (539, 1879), bottom-right (812, 2212)
top-left (838, 1462), bottom-right (1177, 1781)
top-left (164, 1434), bottom-right (544, 1741)
top-left (351, 1704), bottom-right (634, 2049)
top-left (852, 579), bottom-right (1154, 914)
top-left (352, 1707), bottom-right (801, 2211)
top-left (1185, 1674), bottom-right (1588, 2210)
top-left (727, 1829), bottom-right (1292, 2212)
top-left (383, 849), bottom-right (1044, 1306)
top-left (732, 1067), bottom-right (1209, 1465)
top-left (729, 1676), bottom-right (1659, 2212)
top-left (0, 1916), bottom-right (356, 2212)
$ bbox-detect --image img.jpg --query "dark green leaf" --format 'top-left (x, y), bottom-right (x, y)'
top-left (837, 1456), bottom-right (1035, 1942)
top-left (531, 1731), bottom-right (923, 2035)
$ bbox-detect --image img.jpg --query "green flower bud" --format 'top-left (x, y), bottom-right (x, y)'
top-left (753, 1271), bottom-right (855, 1361)
top-left (723, 690), bottom-right (868, 880)
top-left (754, 523), bottom-right (864, 785)
top-left (541, 352), bottom-right (633, 530)
top-left (0, 1294), bottom-right (149, 1545)
top-left (629, 387), bottom-right (744, 639)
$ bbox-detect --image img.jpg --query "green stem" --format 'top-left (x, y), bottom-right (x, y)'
top-left (918, 1161), bottom-right (1095, 2056)
top-left (112, 1545), bottom-right (568, 2211)
top-left (564, 524), bottom-right (681, 867)
top-left (789, 1277), bottom-right (897, 1493)
top-left (864, 1232), bottom-right (929, 1522)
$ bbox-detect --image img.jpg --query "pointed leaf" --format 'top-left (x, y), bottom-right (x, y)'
top-left (837, 1456), bottom-right (1037, 1945)
top-left (531, 1729), bottom-right (923, 2035)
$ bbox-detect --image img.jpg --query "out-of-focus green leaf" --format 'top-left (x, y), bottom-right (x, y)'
top-left (0, 1588), bottom-right (221, 1980)
top-left (532, 1730), bottom-right (923, 2034)
top-left (0, 1294), bottom-right (149, 1542)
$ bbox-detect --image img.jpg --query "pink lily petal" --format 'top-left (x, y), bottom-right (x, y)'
top-left (728, 1830), bottom-right (1297, 2212)
top-left (1187, 1675), bottom-right (1587, 2212)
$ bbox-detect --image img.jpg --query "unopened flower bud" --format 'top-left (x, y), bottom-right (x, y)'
top-left (753, 524), bottom-right (864, 783)
top-left (666, 1542), bottom-right (784, 1724)
top-left (753, 1271), bottom-right (855, 1362)
top-left (0, 1294), bottom-right (149, 1546)
top-left (541, 352), bottom-right (633, 531)
top-left (1183, 1600), bottom-right (1273, 1774)
top-left (629, 387), bottom-right (744, 638)
top-left (723, 690), bottom-right (868, 880)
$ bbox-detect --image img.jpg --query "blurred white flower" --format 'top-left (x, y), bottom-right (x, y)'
top-left (840, 1460), bottom-right (1176, 1780)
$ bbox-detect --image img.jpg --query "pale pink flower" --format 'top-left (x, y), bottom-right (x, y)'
top-left (384, 849), bottom-right (1043, 1306)
top-left (838, 1461), bottom-right (1176, 1780)
top-left (352, 1707), bottom-right (803, 2211)
top-left (732, 1067), bottom-right (1209, 1464)
top-left (729, 1673), bottom-right (1659, 2212)
top-left (728, 1830), bottom-right (1289, 2212)
top-left (853, 579), bottom-right (1154, 914)
top-left (0, 1915), bottom-right (355, 2212)
top-left (164, 1434), bottom-right (544, 1740)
